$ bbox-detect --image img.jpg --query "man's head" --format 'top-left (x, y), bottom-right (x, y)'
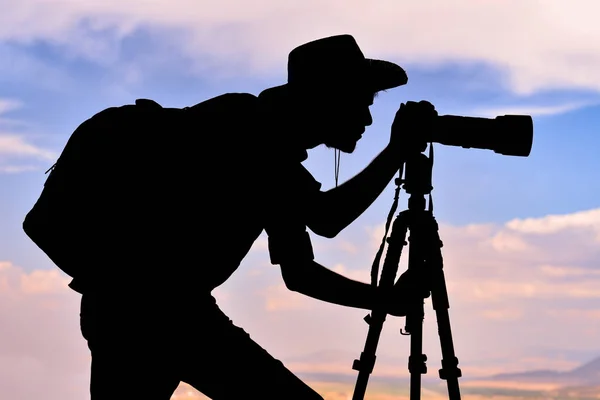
top-left (260, 34), bottom-right (407, 153)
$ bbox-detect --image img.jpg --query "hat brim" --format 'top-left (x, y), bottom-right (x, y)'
top-left (261, 59), bottom-right (407, 99)
top-left (366, 58), bottom-right (408, 92)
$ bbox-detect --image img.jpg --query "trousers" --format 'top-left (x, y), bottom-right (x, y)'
top-left (80, 290), bottom-right (324, 399)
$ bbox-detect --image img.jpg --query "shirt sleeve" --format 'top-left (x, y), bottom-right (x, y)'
top-left (262, 161), bottom-right (322, 265)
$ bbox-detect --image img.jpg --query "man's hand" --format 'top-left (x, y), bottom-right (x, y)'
top-left (390, 100), bottom-right (438, 157)
top-left (380, 268), bottom-right (431, 317)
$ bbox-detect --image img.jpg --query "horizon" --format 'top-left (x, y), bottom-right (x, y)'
top-left (2, 1), bottom-right (600, 399)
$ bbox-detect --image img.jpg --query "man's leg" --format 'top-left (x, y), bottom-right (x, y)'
top-left (81, 292), bottom-right (181, 399)
top-left (88, 342), bottom-right (181, 399)
top-left (177, 303), bottom-right (324, 400)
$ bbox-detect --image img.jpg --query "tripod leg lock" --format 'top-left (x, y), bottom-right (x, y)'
top-left (439, 357), bottom-right (462, 380)
top-left (352, 352), bottom-right (377, 374)
top-left (408, 354), bottom-right (427, 374)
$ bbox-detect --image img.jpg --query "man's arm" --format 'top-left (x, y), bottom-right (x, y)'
top-left (261, 157), bottom-right (389, 312)
top-left (280, 259), bottom-right (380, 310)
top-left (307, 144), bottom-right (401, 238)
top-left (267, 228), bottom-right (406, 315)
top-left (308, 100), bottom-right (438, 238)
top-left (264, 201), bottom-right (381, 311)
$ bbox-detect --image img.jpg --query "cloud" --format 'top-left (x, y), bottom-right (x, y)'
top-left (8, 205), bottom-right (600, 399)
top-left (506, 208), bottom-right (600, 235)
top-left (254, 206), bottom-right (600, 308)
top-left (0, 99), bottom-right (23, 114)
top-left (0, 164), bottom-right (39, 173)
top-left (480, 308), bottom-right (524, 321)
top-left (171, 383), bottom-right (207, 399)
top-left (471, 101), bottom-right (594, 118)
top-left (419, 211), bottom-right (600, 304)
top-left (3, 1), bottom-right (600, 94)
top-left (262, 283), bottom-right (312, 311)
top-left (0, 134), bottom-right (56, 160)
top-left (0, 261), bottom-right (225, 400)
top-left (259, 263), bottom-right (370, 312)
top-left (0, 99), bottom-right (58, 173)
top-left (0, 261), bottom-right (89, 400)
top-left (249, 235), bottom-right (268, 252)
top-left (0, 44), bottom-right (74, 90)
top-left (0, 133), bottom-right (58, 173)
top-left (540, 265), bottom-right (600, 278)
top-left (211, 205), bottom-right (600, 380)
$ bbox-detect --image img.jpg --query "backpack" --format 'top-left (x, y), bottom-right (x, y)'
top-left (23, 98), bottom-right (186, 292)
top-left (23, 93), bottom-right (261, 293)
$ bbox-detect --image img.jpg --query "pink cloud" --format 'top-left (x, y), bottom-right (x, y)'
top-left (7, 206), bottom-right (600, 399)
top-left (0, 261), bottom-right (89, 399)
top-left (216, 206), bottom-right (600, 380)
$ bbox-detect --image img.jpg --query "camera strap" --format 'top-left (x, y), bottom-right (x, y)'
top-left (369, 163), bottom-right (403, 287)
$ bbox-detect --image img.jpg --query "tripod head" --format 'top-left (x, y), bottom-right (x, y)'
top-left (396, 149), bottom-right (434, 213)
top-left (401, 153), bottom-right (433, 193)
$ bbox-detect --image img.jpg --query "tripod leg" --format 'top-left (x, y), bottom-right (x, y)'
top-left (426, 216), bottom-right (462, 400)
top-left (406, 303), bottom-right (427, 400)
top-left (351, 309), bottom-right (386, 400)
top-left (352, 211), bottom-right (409, 400)
top-left (403, 214), bottom-right (428, 400)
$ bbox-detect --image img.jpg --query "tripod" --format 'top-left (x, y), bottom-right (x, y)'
top-left (351, 149), bottom-right (462, 400)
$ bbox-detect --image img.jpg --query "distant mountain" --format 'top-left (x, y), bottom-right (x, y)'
top-left (286, 349), bottom-right (453, 385)
top-left (568, 356), bottom-right (600, 382)
top-left (478, 355), bottom-right (600, 386)
top-left (285, 349), bottom-right (600, 388)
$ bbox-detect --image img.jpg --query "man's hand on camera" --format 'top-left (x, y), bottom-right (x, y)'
top-left (379, 268), bottom-right (431, 317)
top-left (390, 100), bottom-right (438, 158)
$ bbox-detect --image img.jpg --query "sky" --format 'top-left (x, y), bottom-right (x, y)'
top-left (2, 0), bottom-right (600, 398)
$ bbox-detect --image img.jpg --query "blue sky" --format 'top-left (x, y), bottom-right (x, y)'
top-left (3, 1), bottom-right (600, 399)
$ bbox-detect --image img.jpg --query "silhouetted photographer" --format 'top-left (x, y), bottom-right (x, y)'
top-left (23, 34), bottom-right (532, 400)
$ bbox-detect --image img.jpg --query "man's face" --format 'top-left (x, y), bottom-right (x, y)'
top-left (309, 89), bottom-right (375, 153)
